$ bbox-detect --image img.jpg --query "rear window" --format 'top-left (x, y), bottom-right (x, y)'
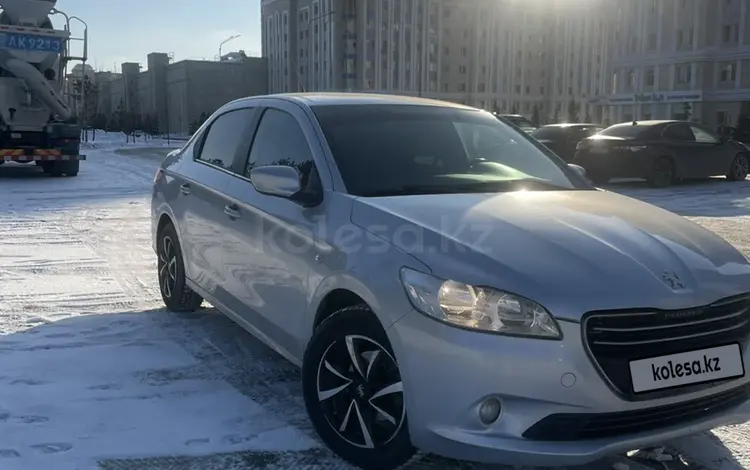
top-left (598, 124), bottom-right (646, 139)
top-left (531, 127), bottom-right (567, 139)
top-left (501, 115), bottom-right (537, 129)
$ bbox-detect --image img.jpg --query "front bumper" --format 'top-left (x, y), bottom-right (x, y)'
top-left (387, 310), bottom-right (750, 466)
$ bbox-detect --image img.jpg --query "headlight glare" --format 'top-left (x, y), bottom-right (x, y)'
top-left (400, 268), bottom-right (561, 338)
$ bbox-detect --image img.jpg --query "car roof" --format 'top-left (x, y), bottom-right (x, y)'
top-left (232, 92), bottom-right (478, 109)
top-left (539, 123), bottom-right (601, 128)
top-left (611, 120), bottom-right (680, 127)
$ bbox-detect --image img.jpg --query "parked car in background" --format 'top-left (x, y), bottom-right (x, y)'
top-left (531, 124), bottom-right (604, 162)
top-left (574, 120), bottom-right (750, 187)
top-left (152, 96), bottom-right (750, 470)
top-left (494, 113), bottom-right (538, 133)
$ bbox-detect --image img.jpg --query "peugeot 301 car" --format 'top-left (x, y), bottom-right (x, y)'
top-left (151, 93), bottom-right (750, 470)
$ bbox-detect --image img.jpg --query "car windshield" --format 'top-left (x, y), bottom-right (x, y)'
top-left (312, 105), bottom-right (586, 197)
top-left (598, 124), bottom-right (645, 139)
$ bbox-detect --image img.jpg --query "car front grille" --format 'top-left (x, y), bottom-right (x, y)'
top-left (522, 383), bottom-right (750, 441)
top-left (583, 293), bottom-right (750, 399)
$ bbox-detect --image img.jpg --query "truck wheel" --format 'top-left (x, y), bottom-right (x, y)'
top-left (64, 160), bottom-right (79, 177)
top-left (50, 161), bottom-right (79, 177)
top-left (41, 162), bottom-right (53, 174)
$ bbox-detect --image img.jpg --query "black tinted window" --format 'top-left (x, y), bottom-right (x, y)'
top-left (197, 108), bottom-right (254, 169)
top-left (246, 109), bottom-right (315, 186)
top-left (599, 124), bottom-right (645, 139)
top-left (313, 105), bottom-right (581, 196)
top-left (530, 127), bottom-right (567, 140)
top-left (502, 115), bottom-right (536, 128)
top-left (662, 124), bottom-right (695, 142)
top-left (581, 127), bottom-right (604, 136)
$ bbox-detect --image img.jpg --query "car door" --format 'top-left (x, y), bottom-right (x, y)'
top-left (219, 101), bottom-right (328, 358)
top-left (689, 124), bottom-right (734, 176)
top-left (172, 107), bottom-right (258, 297)
top-left (660, 123), bottom-right (703, 178)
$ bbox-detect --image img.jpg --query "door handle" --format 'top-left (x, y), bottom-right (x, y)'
top-left (224, 204), bottom-right (241, 219)
top-left (179, 183), bottom-right (191, 195)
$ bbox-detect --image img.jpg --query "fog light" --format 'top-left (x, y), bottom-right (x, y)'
top-left (478, 398), bottom-right (501, 425)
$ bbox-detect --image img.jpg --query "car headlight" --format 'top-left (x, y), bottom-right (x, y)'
top-left (400, 268), bottom-right (561, 339)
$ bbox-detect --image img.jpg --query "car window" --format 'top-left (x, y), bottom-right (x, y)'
top-left (690, 125), bottom-right (719, 144)
top-left (530, 127), bottom-right (566, 140)
top-left (582, 127), bottom-right (604, 136)
top-left (598, 124), bottom-right (645, 139)
top-left (312, 105), bottom-right (585, 197)
top-left (245, 108), bottom-right (316, 187)
top-left (196, 108), bottom-right (255, 169)
top-left (662, 124), bottom-right (696, 142)
top-left (502, 115), bottom-right (536, 129)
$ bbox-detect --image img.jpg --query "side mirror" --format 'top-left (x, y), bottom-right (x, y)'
top-left (250, 165), bottom-right (303, 198)
top-left (568, 163), bottom-right (587, 179)
top-left (250, 165), bottom-right (321, 206)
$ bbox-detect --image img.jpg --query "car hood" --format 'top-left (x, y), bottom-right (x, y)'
top-left (350, 190), bottom-right (750, 319)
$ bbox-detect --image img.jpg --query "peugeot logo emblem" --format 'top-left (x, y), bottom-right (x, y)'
top-left (661, 271), bottom-right (685, 290)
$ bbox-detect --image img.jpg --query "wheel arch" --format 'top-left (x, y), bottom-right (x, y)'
top-left (306, 274), bottom-right (389, 345)
top-left (152, 205), bottom-right (184, 256)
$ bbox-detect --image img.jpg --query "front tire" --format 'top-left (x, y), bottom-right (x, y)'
top-left (727, 154), bottom-right (749, 181)
top-left (302, 305), bottom-right (415, 470)
top-left (157, 222), bottom-right (203, 312)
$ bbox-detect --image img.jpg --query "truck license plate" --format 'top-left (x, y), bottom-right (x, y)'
top-left (0, 33), bottom-right (62, 53)
top-left (629, 343), bottom-right (745, 393)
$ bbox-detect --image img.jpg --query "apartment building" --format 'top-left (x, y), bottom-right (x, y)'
top-left (601, 0), bottom-right (750, 127)
top-left (261, 0), bottom-right (614, 123)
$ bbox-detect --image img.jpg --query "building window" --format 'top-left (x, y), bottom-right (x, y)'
top-left (676, 64), bottom-right (692, 84)
top-left (723, 24), bottom-right (739, 44)
top-left (627, 70), bottom-right (636, 88)
top-left (645, 68), bottom-right (655, 86)
top-left (720, 62), bottom-right (737, 82)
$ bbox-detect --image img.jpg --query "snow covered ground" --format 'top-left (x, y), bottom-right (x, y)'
top-left (0, 137), bottom-right (748, 470)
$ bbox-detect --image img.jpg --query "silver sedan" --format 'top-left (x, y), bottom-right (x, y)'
top-left (151, 93), bottom-right (750, 469)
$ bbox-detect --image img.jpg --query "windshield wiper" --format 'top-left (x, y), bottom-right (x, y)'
top-left (359, 179), bottom-right (574, 197)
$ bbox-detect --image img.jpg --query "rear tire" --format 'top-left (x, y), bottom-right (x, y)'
top-left (302, 305), bottom-right (416, 470)
top-left (727, 154), bottom-right (749, 181)
top-left (157, 222), bottom-right (203, 312)
top-left (648, 157), bottom-right (675, 188)
top-left (49, 160), bottom-right (78, 177)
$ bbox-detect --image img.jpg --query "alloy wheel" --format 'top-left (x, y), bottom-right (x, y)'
top-left (316, 334), bottom-right (405, 449)
top-left (733, 155), bottom-right (749, 180)
top-left (158, 235), bottom-right (178, 299)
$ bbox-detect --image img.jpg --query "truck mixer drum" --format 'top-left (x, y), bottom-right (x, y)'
top-left (0, 0), bottom-right (85, 176)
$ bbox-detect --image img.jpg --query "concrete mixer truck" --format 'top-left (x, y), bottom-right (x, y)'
top-left (0, 0), bottom-right (85, 176)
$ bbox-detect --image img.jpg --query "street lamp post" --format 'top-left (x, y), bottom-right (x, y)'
top-left (219, 35), bottom-right (241, 61)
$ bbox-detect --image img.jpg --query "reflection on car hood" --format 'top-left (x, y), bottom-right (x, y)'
top-left (351, 191), bottom-right (750, 318)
